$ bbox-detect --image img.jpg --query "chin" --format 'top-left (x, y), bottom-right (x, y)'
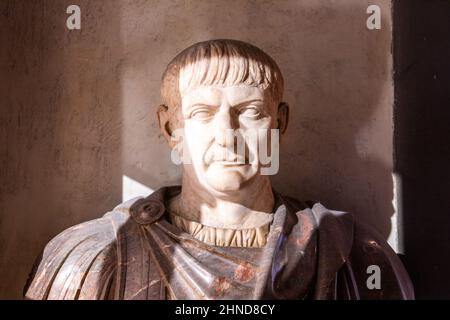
top-left (207, 174), bottom-right (242, 193)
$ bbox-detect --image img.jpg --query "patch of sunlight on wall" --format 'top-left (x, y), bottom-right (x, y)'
top-left (388, 172), bottom-right (404, 254)
top-left (122, 175), bottom-right (154, 202)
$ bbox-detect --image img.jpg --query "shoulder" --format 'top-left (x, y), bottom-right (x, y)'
top-left (24, 198), bottom-right (142, 300)
top-left (343, 220), bottom-right (415, 299)
top-left (295, 200), bottom-right (414, 300)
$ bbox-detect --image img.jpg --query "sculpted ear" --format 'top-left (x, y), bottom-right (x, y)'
top-left (277, 102), bottom-right (289, 140)
top-left (157, 104), bottom-right (177, 149)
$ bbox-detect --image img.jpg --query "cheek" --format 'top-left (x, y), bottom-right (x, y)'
top-left (185, 121), bottom-right (213, 137)
top-left (239, 115), bottom-right (272, 130)
top-left (239, 117), bottom-right (275, 157)
top-left (184, 121), bottom-right (213, 153)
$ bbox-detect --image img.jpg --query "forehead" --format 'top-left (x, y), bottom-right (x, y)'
top-left (181, 85), bottom-right (267, 108)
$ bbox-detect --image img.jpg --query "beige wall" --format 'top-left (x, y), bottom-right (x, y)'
top-left (0, 0), bottom-right (393, 299)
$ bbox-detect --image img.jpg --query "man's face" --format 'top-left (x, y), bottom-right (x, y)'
top-left (178, 84), bottom-right (277, 195)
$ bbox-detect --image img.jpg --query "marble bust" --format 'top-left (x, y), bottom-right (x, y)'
top-left (24, 39), bottom-right (414, 300)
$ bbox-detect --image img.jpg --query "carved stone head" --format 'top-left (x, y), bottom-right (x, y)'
top-left (157, 39), bottom-right (289, 195)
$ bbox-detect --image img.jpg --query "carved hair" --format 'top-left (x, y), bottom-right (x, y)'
top-left (160, 39), bottom-right (284, 111)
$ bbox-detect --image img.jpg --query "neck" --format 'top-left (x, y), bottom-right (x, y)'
top-left (168, 173), bottom-right (275, 229)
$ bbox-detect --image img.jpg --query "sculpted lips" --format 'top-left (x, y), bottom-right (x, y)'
top-left (204, 147), bottom-right (250, 166)
top-left (212, 161), bottom-right (248, 167)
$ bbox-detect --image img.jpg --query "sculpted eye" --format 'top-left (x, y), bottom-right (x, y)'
top-left (190, 108), bottom-right (213, 120)
top-left (239, 106), bottom-right (262, 119)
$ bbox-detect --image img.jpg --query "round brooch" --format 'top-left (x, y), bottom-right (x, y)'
top-left (130, 198), bottom-right (165, 225)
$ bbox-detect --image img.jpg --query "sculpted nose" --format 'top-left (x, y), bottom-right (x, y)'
top-left (215, 108), bottom-right (238, 146)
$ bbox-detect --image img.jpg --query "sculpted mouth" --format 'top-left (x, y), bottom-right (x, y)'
top-left (205, 149), bottom-right (250, 166)
top-left (212, 161), bottom-right (248, 166)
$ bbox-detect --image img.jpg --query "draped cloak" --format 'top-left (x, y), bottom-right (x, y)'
top-left (24, 186), bottom-right (414, 300)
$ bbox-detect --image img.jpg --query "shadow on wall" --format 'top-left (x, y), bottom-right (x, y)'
top-left (394, 0), bottom-right (450, 299)
top-left (0, 0), bottom-right (123, 299)
top-left (122, 0), bottom-right (394, 239)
